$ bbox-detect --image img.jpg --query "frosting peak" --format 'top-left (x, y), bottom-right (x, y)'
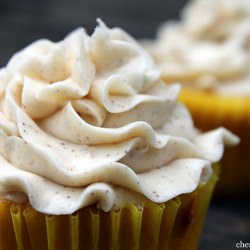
top-left (0, 20), bottom-right (239, 214)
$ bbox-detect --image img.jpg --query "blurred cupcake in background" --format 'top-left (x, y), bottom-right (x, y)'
top-left (143, 0), bottom-right (250, 197)
top-left (0, 19), bottom-right (239, 249)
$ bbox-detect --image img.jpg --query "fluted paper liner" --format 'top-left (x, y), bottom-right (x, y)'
top-left (180, 89), bottom-right (250, 196)
top-left (0, 165), bottom-right (218, 250)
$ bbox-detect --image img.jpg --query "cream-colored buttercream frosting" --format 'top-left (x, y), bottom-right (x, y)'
top-left (0, 20), bottom-right (239, 215)
top-left (143, 0), bottom-right (250, 96)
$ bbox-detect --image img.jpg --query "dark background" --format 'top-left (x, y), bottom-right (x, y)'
top-left (0, 0), bottom-right (249, 249)
top-left (0, 0), bottom-right (187, 67)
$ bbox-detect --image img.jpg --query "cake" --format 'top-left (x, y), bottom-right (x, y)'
top-left (143, 0), bottom-right (248, 196)
top-left (0, 19), bottom-right (239, 249)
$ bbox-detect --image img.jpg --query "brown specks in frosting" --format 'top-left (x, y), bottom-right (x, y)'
top-left (59, 142), bottom-right (68, 150)
top-left (29, 159), bottom-right (35, 166)
top-left (77, 138), bottom-right (83, 143)
top-left (153, 190), bottom-right (160, 198)
top-left (21, 122), bottom-right (27, 133)
top-left (157, 140), bottom-right (163, 146)
top-left (68, 166), bottom-right (75, 171)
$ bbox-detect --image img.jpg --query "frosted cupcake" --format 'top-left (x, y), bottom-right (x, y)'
top-left (0, 20), bottom-right (238, 249)
top-left (143, 0), bottom-right (249, 196)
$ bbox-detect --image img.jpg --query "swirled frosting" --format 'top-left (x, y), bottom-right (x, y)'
top-left (143, 0), bottom-right (250, 96)
top-left (0, 20), bottom-right (239, 215)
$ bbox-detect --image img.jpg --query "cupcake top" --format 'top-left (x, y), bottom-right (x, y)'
top-left (144, 0), bottom-right (250, 97)
top-left (0, 20), bottom-right (239, 215)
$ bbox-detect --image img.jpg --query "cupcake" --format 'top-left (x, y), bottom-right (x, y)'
top-left (143, 0), bottom-right (249, 197)
top-left (0, 19), bottom-right (238, 249)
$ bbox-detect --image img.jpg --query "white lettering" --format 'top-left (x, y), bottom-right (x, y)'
top-left (236, 241), bottom-right (250, 248)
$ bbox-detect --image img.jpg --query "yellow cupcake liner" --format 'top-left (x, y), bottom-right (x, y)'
top-left (180, 89), bottom-right (250, 196)
top-left (0, 165), bottom-right (218, 250)
top-left (179, 89), bottom-right (250, 131)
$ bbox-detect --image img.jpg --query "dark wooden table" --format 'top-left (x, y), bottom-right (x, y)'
top-left (0, 1), bottom-right (249, 249)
